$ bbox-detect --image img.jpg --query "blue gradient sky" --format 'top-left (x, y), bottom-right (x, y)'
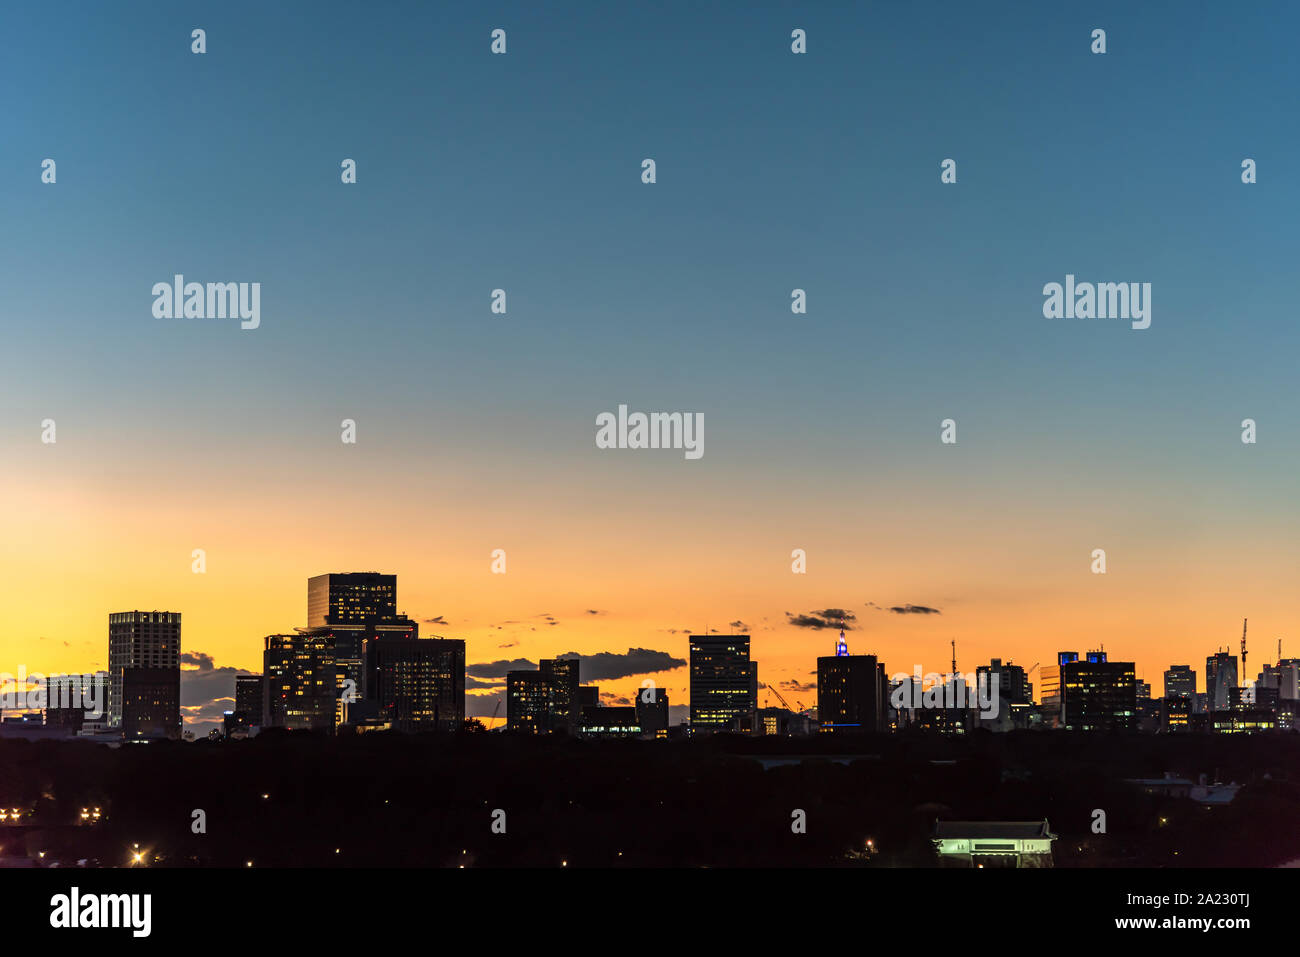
top-left (2, 1), bottom-right (1299, 720)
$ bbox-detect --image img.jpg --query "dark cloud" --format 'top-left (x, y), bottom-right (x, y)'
top-left (586, 609), bottom-right (604, 616)
top-left (466, 690), bottom-right (505, 720)
top-left (552, 648), bottom-right (685, 681)
top-left (466, 676), bottom-right (506, 691)
top-left (786, 608), bottom-right (856, 630)
top-left (180, 651), bottom-right (215, 671)
top-left (599, 692), bottom-right (632, 706)
top-left (422, 616), bottom-right (447, 625)
top-left (180, 653), bottom-right (254, 728)
top-left (889, 604), bottom-right (941, 615)
top-left (467, 658), bottom-right (536, 679)
top-left (780, 679), bottom-right (816, 694)
top-left (729, 620), bottom-right (748, 631)
top-left (182, 698), bottom-right (235, 723)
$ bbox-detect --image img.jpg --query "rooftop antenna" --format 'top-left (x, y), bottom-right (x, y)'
top-left (951, 640), bottom-right (957, 678)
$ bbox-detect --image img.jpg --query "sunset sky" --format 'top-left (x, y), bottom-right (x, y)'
top-left (3, 1), bottom-right (1299, 728)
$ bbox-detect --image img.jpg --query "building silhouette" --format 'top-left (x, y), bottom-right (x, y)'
top-left (817, 636), bottom-right (886, 732)
top-left (121, 667), bottom-right (181, 739)
top-left (1206, 651), bottom-right (1238, 712)
top-left (506, 657), bottom-right (582, 733)
top-left (234, 673), bottom-right (266, 729)
top-left (364, 635), bottom-right (465, 731)
top-left (264, 631), bottom-right (339, 731)
top-left (1038, 652), bottom-right (1078, 726)
top-left (689, 635), bottom-right (756, 732)
top-left (108, 611), bottom-right (181, 736)
top-left (1163, 665), bottom-right (1196, 699)
top-left (1060, 651), bottom-right (1137, 731)
top-left (307, 572), bottom-right (397, 627)
top-left (634, 687), bottom-right (670, 736)
top-left (976, 658), bottom-right (1032, 704)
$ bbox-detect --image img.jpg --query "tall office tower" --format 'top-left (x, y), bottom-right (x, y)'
top-left (1137, 680), bottom-right (1151, 699)
top-left (45, 673), bottom-right (108, 733)
top-left (504, 657), bottom-right (582, 733)
top-left (689, 635), bottom-right (756, 732)
top-left (235, 674), bottom-right (267, 728)
top-left (506, 671), bottom-right (549, 733)
top-left (306, 572), bottom-right (397, 627)
top-left (121, 667), bottom-right (181, 739)
top-left (108, 611), bottom-right (181, 729)
top-left (817, 652), bottom-right (887, 732)
top-left (264, 631), bottom-right (339, 731)
top-left (1276, 659), bottom-right (1300, 700)
top-left (1061, 655), bottom-right (1137, 731)
top-left (1206, 651), bottom-right (1238, 712)
top-left (364, 636), bottom-right (465, 731)
top-left (1163, 665), bottom-right (1196, 699)
top-left (303, 573), bottom-right (417, 704)
top-left (976, 659), bottom-right (1032, 704)
top-left (635, 687), bottom-right (670, 736)
top-left (1038, 652), bottom-right (1078, 726)
top-left (540, 657), bottom-right (581, 733)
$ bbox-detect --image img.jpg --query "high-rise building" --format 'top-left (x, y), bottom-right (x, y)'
top-left (976, 659), bottom-right (1032, 704)
top-left (1206, 651), bottom-right (1238, 712)
top-left (1259, 659), bottom-right (1300, 701)
top-left (264, 631), bottom-right (339, 731)
top-left (1163, 665), bottom-right (1195, 699)
top-left (1061, 654), bottom-right (1136, 731)
top-left (634, 687), bottom-right (670, 736)
top-left (817, 653), bottom-right (887, 732)
top-left (540, 658), bottom-right (580, 733)
top-left (304, 574), bottom-right (416, 700)
top-left (108, 611), bottom-right (181, 729)
top-left (1038, 652), bottom-right (1078, 726)
top-left (306, 572), bottom-right (397, 628)
top-left (234, 674), bottom-right (266, 728)
top-left (504, 657), bottom-right (582, 733)
top-left (506, 671), bottom-right (550, 733)
top-left (364, 636), bottom-right (465, 731)
top-left (44, 673), bottom-right (108, 734)
top-left (121, 666), bottom-right (181, 739)
top-left (689, 635), bottom-right (756, 732)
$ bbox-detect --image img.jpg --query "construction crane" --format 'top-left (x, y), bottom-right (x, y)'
top-left (951, 640), bottom-right (958, 677)
top-left (486, 700), bottom-right (502, 731)
top-left (767, 684), bottom-right (794, 712)
top-left (1241, 618), bottom-right (1248, 677)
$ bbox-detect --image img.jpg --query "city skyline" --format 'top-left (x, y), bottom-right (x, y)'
top-left (1, 568), bottom-right (1287, 734)
top-left (5, 1), bottom-right (1300, 733)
